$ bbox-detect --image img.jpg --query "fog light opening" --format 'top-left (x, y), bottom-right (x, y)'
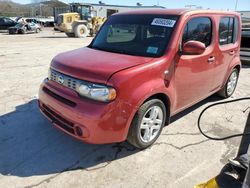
top-left (75, 126), bottom-right (83, 137)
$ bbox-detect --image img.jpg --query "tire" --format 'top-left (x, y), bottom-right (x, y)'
top-left (127, 99), bottom-right (166, 149)
top-left (65, 32), bottom-right (75, 37)
top-left (217, 68), bottom-right (239, 98)
top-left (36, 28), bottom-right (40, 33)
top-left (74, 24), bottom-right (89, 38)
top-left (19, 29), bottom-right (25, 34)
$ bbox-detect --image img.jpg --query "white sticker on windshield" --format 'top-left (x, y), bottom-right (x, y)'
top-left (151, 18), bottom-right (176, 27)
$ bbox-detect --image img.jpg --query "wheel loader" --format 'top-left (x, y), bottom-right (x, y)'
top-left (56, 3), bottom-right (106, 38)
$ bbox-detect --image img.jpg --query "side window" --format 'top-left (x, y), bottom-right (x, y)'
top-left (183, 17), bottom-right (212, 47)
top-left (219, 17), bottom-right (238, 45)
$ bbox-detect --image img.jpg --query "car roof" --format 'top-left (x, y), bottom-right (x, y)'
top-left (115, 8), bottom-right (240, 16)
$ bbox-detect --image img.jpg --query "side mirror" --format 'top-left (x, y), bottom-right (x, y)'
top-left (182, 41), bottom-right (206, 55)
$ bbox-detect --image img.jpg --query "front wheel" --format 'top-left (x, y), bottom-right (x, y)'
top-left (127, 99), bottom-right (166, 149)
top-left (74, 24), bottom-right (89, 38)
top-left (217, 68), bottom-right (239, 98)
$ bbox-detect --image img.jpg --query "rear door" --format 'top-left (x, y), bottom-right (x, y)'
top-left (174, 16), bottom-right (215, 110)
top-left (212, 16), bottom-right (240, 89)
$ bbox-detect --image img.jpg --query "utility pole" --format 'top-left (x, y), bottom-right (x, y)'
top-left (235, 0), bottom-right (239, 11)
top-left (40, 3), bottom-right (42, 17)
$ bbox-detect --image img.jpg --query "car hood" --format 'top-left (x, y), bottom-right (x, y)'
top-left (51, 47), bottom-right (153, 84)
top-left (9, 24), bottom-right (23, 29)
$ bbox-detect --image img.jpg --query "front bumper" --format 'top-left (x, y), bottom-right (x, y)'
top-left (38, 79), bottom-right (136, 144)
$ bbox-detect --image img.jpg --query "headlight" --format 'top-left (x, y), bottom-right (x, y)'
top-left (77, 83), bottom-right (116, 102)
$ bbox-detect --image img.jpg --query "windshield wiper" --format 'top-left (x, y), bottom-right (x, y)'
top-left (89, 46), bottom-right (105, 51)
top-left (89, 46), bottom-right (142, 56)
top-left (90, 46), bottom-right (122, 53)
top-left (89, 45), bottom-right (153, 57)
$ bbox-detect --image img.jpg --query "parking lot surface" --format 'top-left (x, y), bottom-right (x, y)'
top-left (0, 28), bottom-right (250, 188)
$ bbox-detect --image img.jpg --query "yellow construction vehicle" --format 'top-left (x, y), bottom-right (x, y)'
top-left (56, 3), bottom-right (106, 38)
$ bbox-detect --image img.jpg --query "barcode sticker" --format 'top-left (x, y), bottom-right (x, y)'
top-left (151, 18), bottom-right (176, 27)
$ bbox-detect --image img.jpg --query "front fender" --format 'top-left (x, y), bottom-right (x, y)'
top-left (131, 78), bottom-right (173, 110)
top-left (108, 62), bottom-right (174, 139)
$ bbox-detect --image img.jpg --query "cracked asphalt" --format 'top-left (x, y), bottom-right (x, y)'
top-left (0, 28), bottom-right (250, 188)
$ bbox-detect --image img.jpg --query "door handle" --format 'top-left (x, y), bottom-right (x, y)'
top-left (208, 56), bottom-right (215, 63)
top-left (229, 50), bottom-right (235, 55)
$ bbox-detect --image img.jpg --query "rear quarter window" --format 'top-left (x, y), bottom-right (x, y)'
top-left (219, 17), bottom-right (239, 45)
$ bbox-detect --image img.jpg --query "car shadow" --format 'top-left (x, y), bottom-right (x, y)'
top-left (0, 94), bottom-right (225, 178)
top-left (0, 99), bottom-right (139, 177)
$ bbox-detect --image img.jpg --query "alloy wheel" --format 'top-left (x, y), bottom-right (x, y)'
top-left (139, 106), bottom-right (163, 143)
top-left (227, 71), bottom-right (238, 96)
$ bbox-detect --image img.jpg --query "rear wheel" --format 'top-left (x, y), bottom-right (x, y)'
top-left (19, 29), bottom-right (26, 34)
top-left (127, 99), bottom-right (166, 149)
top-left (74, 24), bottom-right (89, 38)
top-left (217, 68), bottom-right (239, 98)
top-left (36, 28), bottom-right (40, 33)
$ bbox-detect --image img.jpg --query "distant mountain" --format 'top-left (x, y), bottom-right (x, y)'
top-left (0, 0), bottom-right (68, 17)
top-left (0, 1), bottom-right (29, 17)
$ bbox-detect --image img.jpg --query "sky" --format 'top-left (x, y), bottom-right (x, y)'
top-left (11, 0), bottom-right (250, 11)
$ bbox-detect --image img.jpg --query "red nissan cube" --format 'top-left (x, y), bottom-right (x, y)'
top-left (39, 9), bottom-right (241, 149)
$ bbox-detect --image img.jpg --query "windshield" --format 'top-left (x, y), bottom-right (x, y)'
top-left (71, 5), bottom-right (91, 17)
top-left (81, 7), bottom-right (90, 17)
top-left (90, 14), bottom-right (178, 57)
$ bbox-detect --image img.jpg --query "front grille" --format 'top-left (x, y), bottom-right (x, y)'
top-left (50, 69), bottom-right (79, 90)
top-left (42, 104), bottom-right (75, 135)
top-left (43, 87), bottom-right (76, 107)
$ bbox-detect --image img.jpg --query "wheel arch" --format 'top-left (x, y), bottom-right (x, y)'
top-left (222, 57), bottom-right (241, 88)
top-left (145, 93), bottom-right (171, 125)
top-left (72, 21), bottom-right (88, 29)
top-left (234, 64), bottom-right (241, 73)
top-left (125, 92), bottom-right (172, 148)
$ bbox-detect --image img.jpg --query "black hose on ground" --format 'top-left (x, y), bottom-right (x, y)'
top-left (198, 97), bottom-right (250, 141)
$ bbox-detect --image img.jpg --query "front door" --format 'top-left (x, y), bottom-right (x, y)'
top-left (174, 16), bottom-right (215, 111)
